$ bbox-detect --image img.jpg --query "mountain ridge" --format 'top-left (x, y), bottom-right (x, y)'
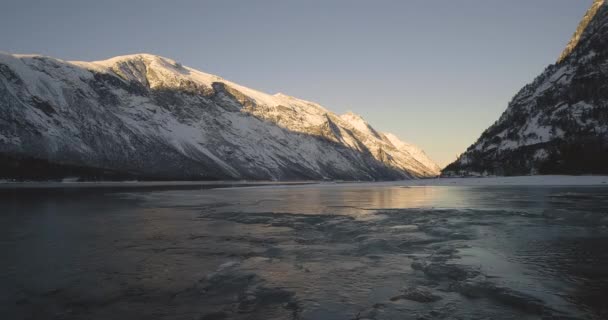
top-left (0, 51), bottom-right (439, 181)
top-left (557, 0), bottom-right (605, 63)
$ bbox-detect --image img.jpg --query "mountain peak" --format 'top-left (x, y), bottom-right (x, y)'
top-left (339, 111), bottom-right (388, 141)
top-left (557, 0), bottom-right (606, 63)
top-left (340, 111), bottom-right (368, 126)
top-left (341, 111), bottom-right (364, 119)
top-left (88, 53), bottom-right (175, 64)
top-left (340, 111), bottom-right (369, 127)
top-left (83, 53), bottom-right (187, 74)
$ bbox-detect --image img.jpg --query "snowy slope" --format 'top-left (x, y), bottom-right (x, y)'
top-left (444, 0), bottom-right (608, 176)
top-left (0, 52), bottom-right (439, 180)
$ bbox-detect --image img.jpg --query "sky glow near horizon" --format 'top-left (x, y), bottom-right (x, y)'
top-left (0, 0), bottom-right (594, 166)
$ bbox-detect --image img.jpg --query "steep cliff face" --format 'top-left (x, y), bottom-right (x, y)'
top-left (444, 1), bottom-right (608, 176)
top-left (0, 52), bottom-right (439, 181)
top-left (558, 0), bottom-right (606, 63)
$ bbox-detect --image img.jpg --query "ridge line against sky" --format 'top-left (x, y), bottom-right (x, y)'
top-left (0, 0), bottom-right (594, 167)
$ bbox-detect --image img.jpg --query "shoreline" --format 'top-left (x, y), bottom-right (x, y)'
top-left (1, 175), bottom-right (608, 190)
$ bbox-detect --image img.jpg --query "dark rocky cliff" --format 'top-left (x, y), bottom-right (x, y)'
top-left (444, 0), bottom-right (608, 176)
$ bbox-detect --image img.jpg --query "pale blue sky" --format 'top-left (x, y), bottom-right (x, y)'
top-left (0, 0), bottom-right (593, 166)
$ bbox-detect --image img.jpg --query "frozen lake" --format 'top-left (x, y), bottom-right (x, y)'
top-left (2, 177), bottom-right (608, 319)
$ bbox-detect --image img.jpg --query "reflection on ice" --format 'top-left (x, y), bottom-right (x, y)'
top-left (1, 183), bottom-right (608, 319)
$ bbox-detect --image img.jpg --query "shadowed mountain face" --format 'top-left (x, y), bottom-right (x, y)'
top-left (444, 0), bottom-right (608, 176)
top-left (0, 53), bottom-right (439, 181)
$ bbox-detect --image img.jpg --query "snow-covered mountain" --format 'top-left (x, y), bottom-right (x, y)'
top-left (444, 0), bottom-right (608, 176)
top-left (0, 52), bottom-right (439, 180)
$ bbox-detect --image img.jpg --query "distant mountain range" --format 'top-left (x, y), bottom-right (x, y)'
top-left (0, 52), bottom-right (439, 181)
top-left (444, 0), bottom-right (608, 176)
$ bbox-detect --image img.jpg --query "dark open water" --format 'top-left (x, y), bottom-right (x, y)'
top-left (1, 183), bottom-right (608, 319)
